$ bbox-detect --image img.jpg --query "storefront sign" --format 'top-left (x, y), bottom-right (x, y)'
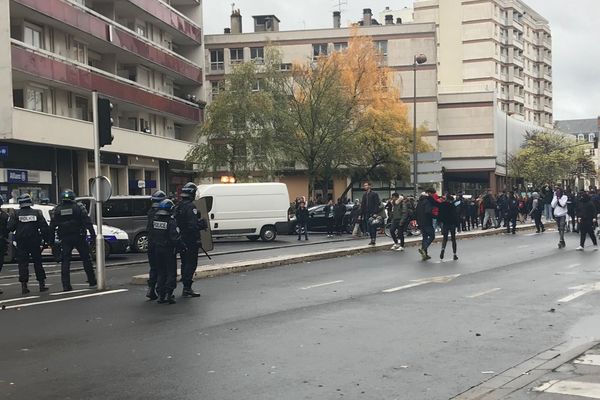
top-left (7, 169), bottom-right (28, 183)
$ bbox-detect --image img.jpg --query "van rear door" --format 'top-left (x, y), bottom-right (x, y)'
top-left (102, 198), bottom-right (133, 237)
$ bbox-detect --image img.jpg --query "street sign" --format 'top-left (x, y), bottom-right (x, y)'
top-left (409, 152), bottom-right (442, 162)
top-left (410, 173), bottom-right (443, 184)
top-left (410, 162), bottom-right (442, 174)
top-left (90, 176), bottom-right (112, 202)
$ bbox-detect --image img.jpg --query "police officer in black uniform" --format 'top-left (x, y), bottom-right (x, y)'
top-left (146, 190), bottom-right (167, 300)
top-left (149, 199), bottom-right (183, 304)
top-left (8, 194), bottom-right (51, 294)
top-left (50, 189), bottom-right (97, 292)
top-left (0, 196), bottom-right (9, 295)
top-left (174, 182), bottom-right (206, 298)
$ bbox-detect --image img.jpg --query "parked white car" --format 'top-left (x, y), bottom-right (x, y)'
top-left (2, 204), bottom-right (129, 261)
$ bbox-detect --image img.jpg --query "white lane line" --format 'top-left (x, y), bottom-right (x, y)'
top-left (300, 280), bottom-right (344, 290)
top-left (517, 245), bottom-right (530, 249)
top-left (383, 282), bottom-right (428, 293)
top-left (567, 263), bottom-right (582, 269)
top-left (49, 289), bottom-right (92, 296)
top-left (466, 288), bottom-right (501, 298)
top-left (2, 289), bottom-right (128, 310)
top-left (575, 354), bottom-right (600, 366)
top-left (534, 380), bottom-right (600, 398)
top-left (559, 290), bottom-right (592, 303)
top-left (0, 296), bottom-right (40, 305)
top-left (558, 282), bottom-right (600, 303)
top-left (383, 274), bottom-right (461, 294)
top-left (525, 233), bottom-right (539, 236)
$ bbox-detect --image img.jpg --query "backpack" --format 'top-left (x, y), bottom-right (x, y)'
top-left (405, 199), bottom-right (416, 220)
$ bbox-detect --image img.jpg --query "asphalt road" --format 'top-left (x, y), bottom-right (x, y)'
top-left (2, 229), bottom-right (600, 399)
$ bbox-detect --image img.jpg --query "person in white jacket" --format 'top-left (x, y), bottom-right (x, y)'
top-left (551, 187), bottom-right (569, 248)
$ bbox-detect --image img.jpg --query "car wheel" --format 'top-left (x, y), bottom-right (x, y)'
top-left (260, 225), bottom-right (277, 242)
top-left (133, 233), bottom-right (149, 253)
top-left (247, 235), bottom-right (260, 241)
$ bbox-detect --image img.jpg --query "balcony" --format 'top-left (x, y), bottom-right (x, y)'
top-left (11, 41), bottom-right (202, 122)
top-left (544, 72), bottom-right (553, 82)
top-left (512, 55), bottom-right (524, 68)
top-left (513, 74), bottom-right (524, 86)
top-left (11, 108), bottom-right (192, 160)
top-left (544, 87), bottom-right (552, 97)
top-left (12, 0), bottom-right (203, 83)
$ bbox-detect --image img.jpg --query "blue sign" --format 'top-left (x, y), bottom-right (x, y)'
top-left (0, 146), bottom-right (7, 158)
top-left (7, 169), bottom-right (28, 183)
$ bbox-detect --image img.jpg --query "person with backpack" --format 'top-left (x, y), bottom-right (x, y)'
top-left (529, 192), bottom-right (545, 233)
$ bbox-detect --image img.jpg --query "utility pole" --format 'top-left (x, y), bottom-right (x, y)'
top-left (92, 91), bottom-right (106, 290)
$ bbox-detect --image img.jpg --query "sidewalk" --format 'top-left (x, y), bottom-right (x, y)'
top-left (131, 223), bottom-right (536, 285)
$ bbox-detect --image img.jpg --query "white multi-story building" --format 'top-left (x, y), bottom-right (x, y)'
top-left (0, 0), bottom-right (205, 202)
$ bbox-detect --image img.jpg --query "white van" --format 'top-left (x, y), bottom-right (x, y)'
top-left (196, 183), bottom-right (290, 242)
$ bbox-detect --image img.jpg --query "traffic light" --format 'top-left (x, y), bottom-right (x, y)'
top-left (97, 98), bottom-right (114, 147)
top-left (594, 136), bottom-right (598, 149)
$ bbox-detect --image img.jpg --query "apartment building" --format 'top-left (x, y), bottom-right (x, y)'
top-left (0, 0), bottom-right (204, 203)
top-left (555, 117), bottom-right (600, 190)
top-left (204, 9), bottom-right (438, 200)
top-left (414, 0), bottom-right (553, 127)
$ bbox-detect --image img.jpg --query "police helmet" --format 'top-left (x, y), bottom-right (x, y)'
top-left (151, 190), bottom-right (167, 208)
top-left (156, 199), bottom-right (175, 216)
top-left (61, 189), bottom-right (76, 202)
top-left (18, 194), bottom-right (33, 207)
top-left (180, 182), bottom-right (197, 200)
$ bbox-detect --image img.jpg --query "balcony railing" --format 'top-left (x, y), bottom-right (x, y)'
top-left (11, 40), bottom-right (201, 122)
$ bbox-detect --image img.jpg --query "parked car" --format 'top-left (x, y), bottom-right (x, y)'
top-left (77, 196), bottom-right (151, 253)
top-left (289, 204), bottom-right (355, 234)
top-left (2, 204), bottom-right (129, 262)
top-left (196, 183), bottom-right (290, 242)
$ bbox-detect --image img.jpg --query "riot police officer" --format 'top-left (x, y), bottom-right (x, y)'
top-left (149, 199), bottom-right (182, 304)
top-left (146, 190), bottom-right (166, 300)
top-left (50, 189), bottom-right (97, 292)
top-left (8, 194), bottom-right (51, 294)
top-left (174, 182), bottom-right (206, 297)
top-left (0, 196), bottom-right (9, 295)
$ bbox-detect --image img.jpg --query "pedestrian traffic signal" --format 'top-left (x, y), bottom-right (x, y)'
top-left (97, 98), bottom-right (114, 147)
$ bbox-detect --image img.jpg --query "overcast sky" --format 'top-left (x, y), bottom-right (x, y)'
top-left (203, 0), bottom-right (599, 121)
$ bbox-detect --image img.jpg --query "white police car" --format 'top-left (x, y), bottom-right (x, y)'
top-left (1, 204), bottom-right (129, 261)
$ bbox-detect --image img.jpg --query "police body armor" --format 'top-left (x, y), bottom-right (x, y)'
top-left (53, 203), bottom-right (85, 238)
top-left (14, 208), bottom-right (45, 241)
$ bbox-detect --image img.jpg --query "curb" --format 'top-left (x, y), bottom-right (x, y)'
top-left (131, 224), bottom-right (537, 285)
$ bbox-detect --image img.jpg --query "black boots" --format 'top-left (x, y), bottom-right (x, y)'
top-left (157, 292), bottom-right (176, 304)
top-left (182, 288), bottom-right (201, 298)
top-left (39, 281), bottom-right (48, 292)
top-left (146, 286), bottom-right (158, 301)
top-left (63, 285), bottom-right (73, 292)
top-left (21, 282), bottom-right (29, 295)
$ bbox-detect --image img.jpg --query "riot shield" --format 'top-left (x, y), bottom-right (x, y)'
top-left (194, 197), bottom-right (214, 252)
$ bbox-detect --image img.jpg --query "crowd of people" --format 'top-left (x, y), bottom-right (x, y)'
top-left (290, 182), bottom-right (600, 261)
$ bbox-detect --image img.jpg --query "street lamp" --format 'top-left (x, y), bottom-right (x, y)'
top-left (505, 110), bottom-right (514, 189)
top-left (413, 53), bottom-right (427, 197)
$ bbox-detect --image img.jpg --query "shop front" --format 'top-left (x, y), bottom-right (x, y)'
top-left (0, 168), bottom-right (52, 203)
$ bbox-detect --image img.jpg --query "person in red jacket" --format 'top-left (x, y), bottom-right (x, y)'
top-left (430, 189), bottom-right (442, 231)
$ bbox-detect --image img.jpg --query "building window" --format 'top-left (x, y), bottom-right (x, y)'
top-left (278, 63), bottom-right (292, 71)
top-left (74, 96), bottom-right (89, 121)
top-left (374, 40), bottom-right (388, 58)
top-left (210, 49), bottom-right (224, 71)
top-left (334, 42), bottom-right (348, 52)
top-left (251, 79), bottom-right (262, 92)
top-left (26, 86), bottom-right (46, 112)
top-left (211, 81), bottom-right (223, 99)
top-left (127, 117), bottom-right (138, 131)
top-left (72, 40), bottom-right (87, 64)
top-left (24, 23), bottom-right (43, 49)
top-left (312, 43), bottom-right (328, 60)
top-left (250, 47), bottom-right (264, 64)
top-left (589, 133), bottom-right (596, 143)
top-left (136, 24), bottom-right (147, 38)
top-left (230, 48), bottom-right (244, 64)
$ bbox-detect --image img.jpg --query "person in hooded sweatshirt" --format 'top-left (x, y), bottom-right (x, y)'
top-left (576, 191), bottom-right (598, 251)
top-left (438, 194), bottom-right (459, 261)
top-left (551, 187), bottom-right (569, 249)
top-left (528, 192), bottom-right (545, 233)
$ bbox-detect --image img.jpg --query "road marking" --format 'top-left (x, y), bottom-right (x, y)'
top-left (575, 354), bottom-right (600, 366)
top-left (517, 245), bottom-right (530, 249)
top-left (300, 280), bottom-right (344, 290)
top-left (558, 282), bottom-right (600, 303)
top-left (525, 233), bottom-right (539, 236)
top-left (567, 263), bottom-right (582, 269)
top-left (49, 289), bottom-right (92, 296)
top-left (383, 274), bottom-right (460, 293)
top-left (466, 288), bottom-right (501, 298)
top-left (0, 296), bottom-right (40, 305)
top-left (534, 380), bottom-right (600, 398)
top-left (2, 289), bottom-right (128, 310)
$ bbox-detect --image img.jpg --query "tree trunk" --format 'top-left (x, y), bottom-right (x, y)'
top-left (340, 164), bottom-right (379, 199)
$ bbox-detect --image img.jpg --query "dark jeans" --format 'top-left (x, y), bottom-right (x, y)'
top-left (441, 224), bottom-right (457, 254)
top-left (533, 211), bottom-right (544, 232)
top-left (505, 214), bottom-right (517, 233)
top-left (0, 241), bottom-right (5, 273)
top-left (297, 222), bottom-right (308, 240)
top-left (368, 221), bottom-right (379, 242)
top-left (60, 236), bottom-right (96, 287)
top-left (326, 218), bottom-right (334, 235)
top-left (180, 242), bottom-right (199, 289)
top-left (390, 219), bottom-right (407, 247)
top-left (155, 246), bottom-right (177, 297)
top-left (334, 217), bottom-right (344, 235)
top-left (421, 225), bottom-right (435, 252)
top-left (580, 222), bottom-right (597, 247)
top-left (147, 244), bottom-right (158, 288)
top-left (17, 239), bottom-right (45, 283)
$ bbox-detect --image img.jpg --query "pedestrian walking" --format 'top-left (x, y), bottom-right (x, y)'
top-left (567, 189), bottom-right (578, 233)
top-left (416, 189), bottom-right (436, 261)
top-left (504, 191), bottom-right (518, 234)
top-left (529, 192), bottom-right (545, 233)
top-left (481, 189), bottom-right (497, 229)
top-left (145, 190), bottom-right (167, 300)
top-left (551, 187), bottom-right (569, 249)
top-left (50, 189), bottom-right (97, 292)
top-left (296, 201), bottom-right (309, 241)
top-left (0, 196), bottom-right (9, 296)
top-left (174, 182), bottom-right (206, 298)
top-left (360, 182), bottom-right (381, 245)
top-left (149, 199), bottom-right (183, 304)
top-left (389, 193), bottom-right (406, 251)
top-left (438, 195), bottom-right (459, 260)
top-left (333, 198), bottom-right (346, 235)
top-left (324, 199), bottom-right (334, 238)
top-left (576, 191), bottom-right (598, 251)
top-left (542, 184), bottom-right (554, 221)
top-left (8, 194), bottom-right (51, 294)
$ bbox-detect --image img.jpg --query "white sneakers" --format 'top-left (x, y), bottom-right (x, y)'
top-left (576, 246), bottom-right (584, 251)
top-left (391, 244), bottom-right (405, 251)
